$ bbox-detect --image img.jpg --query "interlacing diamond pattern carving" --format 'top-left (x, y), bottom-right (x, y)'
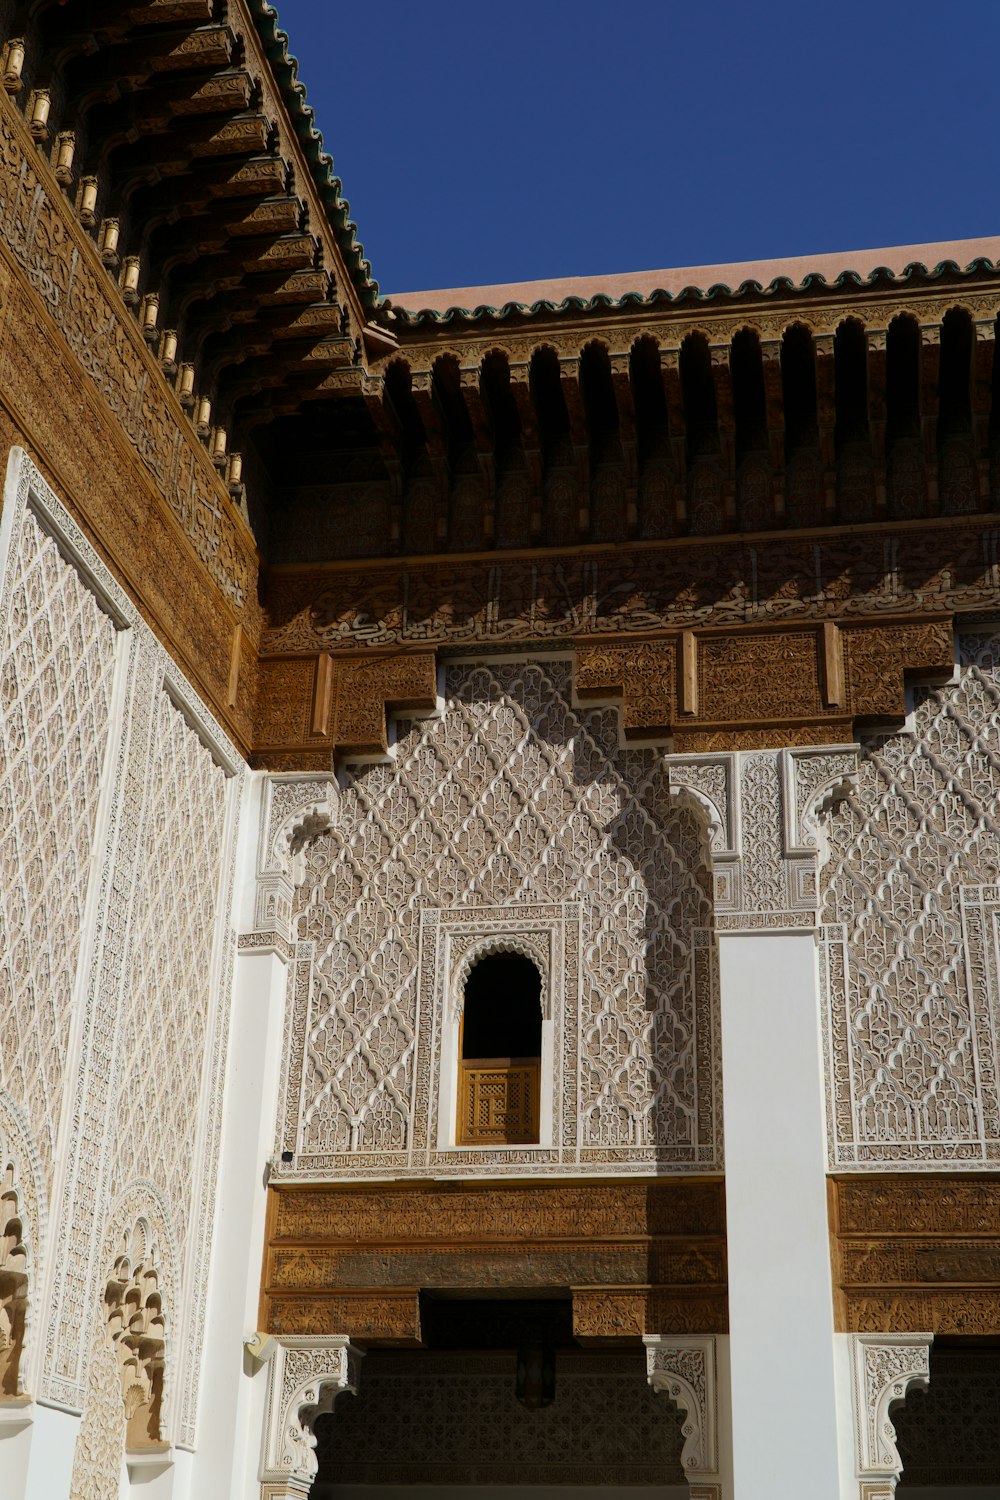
top-left (0, 509), bottom-right (119, 1186)
top-left (294, 659), bottom-right (715, 1164)
top-left (822, 632), bottom-right (1000, 1165)
top-left (115, 690), bottom-right (229, 1210)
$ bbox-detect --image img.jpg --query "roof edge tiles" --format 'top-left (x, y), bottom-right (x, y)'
top-left (385, 235), bottom-right (1000, 325)
top-left (248, 0), bottom-right (382, 316)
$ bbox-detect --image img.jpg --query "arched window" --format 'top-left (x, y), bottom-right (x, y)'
top-left (458, 954), bottom-right (542, 1145)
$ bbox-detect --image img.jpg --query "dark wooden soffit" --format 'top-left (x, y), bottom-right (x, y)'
top-left (261, 1179), bottom-right (728, 1345)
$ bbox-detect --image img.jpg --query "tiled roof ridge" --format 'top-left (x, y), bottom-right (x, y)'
top-left (248, 0), bottom-right (382, 316)
top-left (386, 248), bottom-right (1000, 327)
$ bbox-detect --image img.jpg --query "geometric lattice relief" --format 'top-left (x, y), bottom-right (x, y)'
top-left (0, 1160), bottom-right (28, 1395)
top-left (822, 631), bottom-right (1000, 1166)
top-left (103, 1224), bottom-right (166, 1449)
top-left (313, 1350), bottom-right (686, 1488)
top-left (895, 1345), bottom-right (1000, 1487)
top-left (0, 509), bottom-right (119, 1188)
top-left (292, 658), bottom-right (716, 1171)
top-left (115, 688), bottom-right (229, 1218)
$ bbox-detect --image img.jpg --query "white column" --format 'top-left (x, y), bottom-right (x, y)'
top-left (719, 929), bottom-right (843, 1498)
top-left (187, 775), bottom-right (293, 1500)
top-left (0, 1401), bottom-right (82, 1499)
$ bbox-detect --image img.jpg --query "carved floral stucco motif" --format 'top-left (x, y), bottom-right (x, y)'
top-left (0, 488), bottom-right (120, 1190)
top-left (644, 1334), bottom-right (719, 1483)
top-left (261, 1336), bottom-right (362, 1493)
top-left (277, 658), bottom-right (719, 1176)
top-left (822, 633), bottom-right (1000, 1166)
top-left (850, 1333), bottom-right (931, 1497)
top-left (0, 457), bottom-right (243, 1480)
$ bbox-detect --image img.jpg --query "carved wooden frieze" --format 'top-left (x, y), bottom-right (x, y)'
top-left (262, 1179), bottom-right (728, 1343)
top-left (831, 1176), bottom-right (1000, 1335)
top-left (262, 523), bottom-right (996, 655)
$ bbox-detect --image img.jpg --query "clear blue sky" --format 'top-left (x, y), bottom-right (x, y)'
top-left (274, 0), bottom-right (999, 296)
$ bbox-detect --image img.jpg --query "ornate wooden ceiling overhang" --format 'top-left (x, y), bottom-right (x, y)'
top-left (0, 0), bottom-right (390, 460)
top-left (262, 1179), bottom-right (728, 1344)
top-left (2, 0), bottom-right (999, 774)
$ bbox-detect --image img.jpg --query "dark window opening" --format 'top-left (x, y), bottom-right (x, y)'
top-left (462, 953), bottom-right (542, 1060)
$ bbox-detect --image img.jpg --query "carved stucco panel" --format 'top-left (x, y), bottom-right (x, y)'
top-left (274, 658), bottom-right (720, 1178)
top-left (0, 469), bottom-right (122, 1193)
top-left (0, 455), bottom-right (244, 1455)
top-left (822, 634), bottom-right (1000, 1167)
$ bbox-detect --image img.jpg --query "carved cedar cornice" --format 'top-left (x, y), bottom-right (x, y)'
top-left (262, 1180), bottom-right (728, 1343)
top-left (249, 614), bottom-right (951, 771)
top-left (575, 618), bottom-right (953, 751)
top-left (831, 1175), bottom-right (1000, 1336)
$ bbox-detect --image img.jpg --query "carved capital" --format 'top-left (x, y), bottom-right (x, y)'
top-left (850, 1333), bottom-right (931, 1493)
top-left (249, 775), bottom-right (339, 944)
top-left (261, 1336), bottom-right (363, 1493)
top-left (666, 744), bottom-right (858, 930)
top-left (644, 1335), bottom-right (718, 1481)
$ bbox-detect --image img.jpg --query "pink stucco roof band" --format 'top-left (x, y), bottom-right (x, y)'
top-left (387, 235), bottom-right (1000, 315)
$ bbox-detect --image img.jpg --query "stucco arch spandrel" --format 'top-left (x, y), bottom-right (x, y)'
top-left (664, 755), bottom-right (736, 858)
top-left (97, 1179), bottom-right (181, 1445)
top-left (263, 778), bottom-right (339, 880)
top-left (0, 1088), bottom-right (47, 1397)
top-left (450, 933), bottom-right (551, 1023)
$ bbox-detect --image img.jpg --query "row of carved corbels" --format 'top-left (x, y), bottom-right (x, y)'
top-left (258, 1335), bottom-right (363, 1497)
top-left (644, 1335), bottom-right (721, 1495)
top-left (376, 289), bottom-right (1000, 376)
top-left (0, 7), bottom-right (378, 473)
top-left (850, 1335), bottom-right (932, 1498)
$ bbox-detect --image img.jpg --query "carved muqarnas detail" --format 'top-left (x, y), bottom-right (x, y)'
top-left (0, 1162), bottom-right (28, 1396)
top-left (104, 1223), bottom-right (166, 1449)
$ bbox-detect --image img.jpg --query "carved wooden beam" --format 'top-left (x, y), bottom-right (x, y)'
top-left (575, 640), bottom-right (677, 739)
top-left (253, 650), bottom-right (437, 767)
top-left (572, 618), bottom-right (953, 753)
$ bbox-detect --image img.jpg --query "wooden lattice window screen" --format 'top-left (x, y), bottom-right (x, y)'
top-left (458, 1058), bottom-right (540, 1144)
